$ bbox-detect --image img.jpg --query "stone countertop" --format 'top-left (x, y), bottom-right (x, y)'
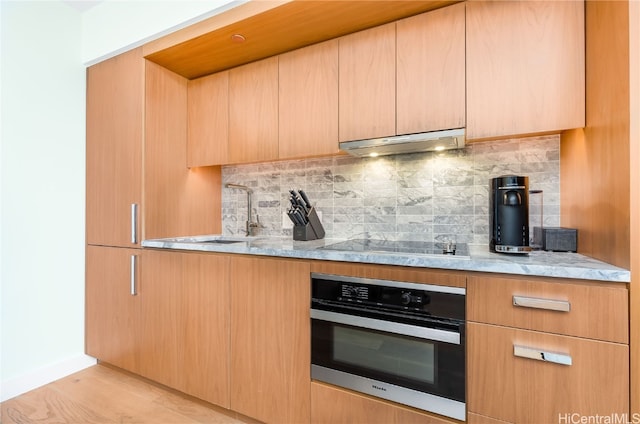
top-left (141, 235), bottom-right (631, 283)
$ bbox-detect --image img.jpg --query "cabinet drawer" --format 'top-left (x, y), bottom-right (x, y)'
top-left (467, 413), bottom-right (512, 424)
top-left (468, 322), bottom-right (629, 424)
top-left (311, 382), bottom-right (454, 424)
top-left (467, 275), bottom-right (628, 343)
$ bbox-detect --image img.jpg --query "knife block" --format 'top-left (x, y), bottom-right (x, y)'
top-left (293, 207), bottom-right (325, 241)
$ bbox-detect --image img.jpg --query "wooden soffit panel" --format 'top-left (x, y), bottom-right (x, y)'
top-left (144, 0), bottom-right (459, 79)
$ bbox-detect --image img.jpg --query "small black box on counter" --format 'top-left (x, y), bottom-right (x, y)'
top-left (533, 227), bottom-right (578, 252)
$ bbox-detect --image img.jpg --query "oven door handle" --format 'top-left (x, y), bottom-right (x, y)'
top-left (311, 309), bottom-right (461, 345)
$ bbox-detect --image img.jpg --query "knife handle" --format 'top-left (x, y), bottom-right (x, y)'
top-left (292, 192), bottom-right (308, 213)
top-left (298, 189), bottom-right (312, 208)
top-left (286, 209), bottom-right (296, 224)
top-left (292, 210), bottom-right (306, 226)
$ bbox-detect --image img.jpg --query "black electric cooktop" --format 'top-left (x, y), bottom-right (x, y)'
top-left (319, 239), bottom-right (469, 257)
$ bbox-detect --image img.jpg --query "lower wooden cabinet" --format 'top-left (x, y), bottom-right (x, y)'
top-left (467, 275), bottom-right (629, 344)
top-left (86, 245), bottom-right (141, 374)
top-left (311, 382), bottom-right (454, 424)
top-left (467, 322), bottom-right (629, 423)
top-left (467, 413), bottom-right (511, 424)
top-left (86, 248), bottom-right (231, 408)
top-left (88, 251), bottom-right (631, 424)
top-left (230, 256), bottom-right (311, 424)
top-left (138, 250), bottom-right (230, 408)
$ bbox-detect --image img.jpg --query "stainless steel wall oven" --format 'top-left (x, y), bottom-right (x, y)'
top-left (311, 273), bottom-right (466, 421)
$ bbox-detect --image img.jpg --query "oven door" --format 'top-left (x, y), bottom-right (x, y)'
top-left (311, 308), bottom-right (465, 421)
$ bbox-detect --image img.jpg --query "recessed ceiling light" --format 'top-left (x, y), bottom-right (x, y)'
top-left (231, 34), bottom-right (246, 43)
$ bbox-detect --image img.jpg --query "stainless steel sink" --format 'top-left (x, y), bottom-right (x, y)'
top-left (164, 235), bottom-right (263, 244)
top-left (201, 239), bottom-right (244, 244)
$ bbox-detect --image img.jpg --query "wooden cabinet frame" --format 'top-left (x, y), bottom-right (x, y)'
top-left (86, 48), bottom-right (143, 247)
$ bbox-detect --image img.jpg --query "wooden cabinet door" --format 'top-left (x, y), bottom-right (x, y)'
top-left (86, 48), bottom-right (143, 247)
top-left (145, 61), bottom-right (222, 239)
top-left (228, 57), bottom-right (279, 163)
top-left (230, 256), bottom-right (311, 424)
top-left (311, 382), bottom-right (453, 424)
top-left (467, 322), bottom-right (629, 423)
top-left (339, 23), bottom-right (396, 142)
top-left (139, 250), bottom-right (231, 408)
top-left (466, 1), bottom-right (585, 140)
top-left (187, 71), bottom-right (229, 167)
top-left (85, 245), bottom-right (141, 373)
top-left (279, 40), bottom-right (340, 159)
top-left (397, 3), bottom-right (465, 135)
top-left (467, 275), bottom-right (629, 343)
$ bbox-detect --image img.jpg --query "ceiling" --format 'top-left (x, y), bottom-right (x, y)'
top-left (145, 0), bottom-right (459, 79)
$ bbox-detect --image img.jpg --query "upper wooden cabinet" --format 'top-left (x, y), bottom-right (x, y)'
top-left (187, 3), bottom-right (466, 164)
top-left (86, 47), bottom-right (143, 247)
top-left (187, 71), bottom-right (229, 167)
top-left (339, 3), bottom-right (465, 143)
top-left (279, 40), bottom-right (340, 159)
top-left (339, 23), bottom-right (396, 142)
top-left (228, 56), bottom-right (279, 164)
top-left (144, 61), bottom-right (222, 239)
top-left (466, 0), bottom-right (585, 140)
top-left (396, 2), bottom-right (465, 135)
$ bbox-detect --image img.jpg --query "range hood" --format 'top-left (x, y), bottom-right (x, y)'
top-left (339, 128), bottom-right (465, 158)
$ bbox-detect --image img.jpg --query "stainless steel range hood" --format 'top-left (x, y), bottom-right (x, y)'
top-left (339, 128), bottom-right (465, 158)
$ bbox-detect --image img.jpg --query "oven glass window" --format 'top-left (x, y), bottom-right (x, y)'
top-left (333, 325), bottom-right (435, 385)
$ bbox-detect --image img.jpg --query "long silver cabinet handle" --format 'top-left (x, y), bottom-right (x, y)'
top-left (513, 345), bottom-right (572, 366)
top-left (130, 255), bottom-right (137, 296)
top-left (512, 295), bottom-right (570, 312)
top-left (131, 203), bottom-right (138, 244)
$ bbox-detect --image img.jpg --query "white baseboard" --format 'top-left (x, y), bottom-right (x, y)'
top-left (1, 354), bottom-right (97, 402)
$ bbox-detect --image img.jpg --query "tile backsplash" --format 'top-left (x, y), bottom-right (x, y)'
top-left (222, 134), bottom-right (560, 244)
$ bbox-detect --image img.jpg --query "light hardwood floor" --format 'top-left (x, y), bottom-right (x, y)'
top-left (0, 364), bottom-right (257, 424)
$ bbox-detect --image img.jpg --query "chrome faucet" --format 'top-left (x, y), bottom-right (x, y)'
top-left (225, 183), bottom-right (260, 236)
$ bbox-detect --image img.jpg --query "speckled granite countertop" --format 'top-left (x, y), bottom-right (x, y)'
top-left (142, 235), bottom-right (630, 283)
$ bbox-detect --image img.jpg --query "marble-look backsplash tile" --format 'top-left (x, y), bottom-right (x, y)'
top-left (222, 134), bottom-right (560, 244)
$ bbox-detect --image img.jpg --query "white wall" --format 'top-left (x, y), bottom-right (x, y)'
top-left (81, 0), bottom-right (241, 65)
top-left (0, 0), bottom-right (238, 401)
top-left (0, 0), bottom-right (90, 401)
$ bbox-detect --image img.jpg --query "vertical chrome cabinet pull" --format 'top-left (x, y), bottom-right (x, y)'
top-left (513, 295), bottom-right (570, 312)
top-left (514, 345), bottom-right (572, 366)
top-left (130, 255), bottom-right (137, 296)
top-left (131, 203), bottom-right (138, 244)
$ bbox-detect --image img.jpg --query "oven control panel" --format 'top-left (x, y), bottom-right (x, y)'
top-left (341, 284), bottom-right (369, 300)
top-left (339, 283), bottom-right (428, 309)
top-left (312, 273), bottom-right (465, 320)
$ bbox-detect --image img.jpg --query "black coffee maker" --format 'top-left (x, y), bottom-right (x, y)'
top-left (490, 175), bottom-right (532, 254)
